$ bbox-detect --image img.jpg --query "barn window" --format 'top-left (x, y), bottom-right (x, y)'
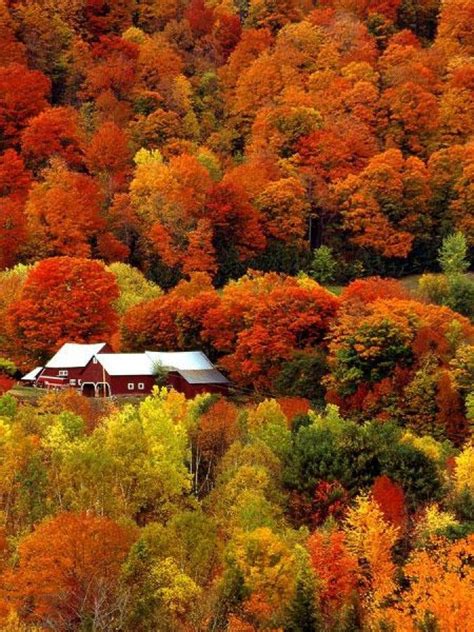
top-left (128, 383), bottom-right (135, 390)
top-left (93, 357), bottom-right (98, 364)
top-left (138, 383), bottom-right (145, 390)
top-left (69, 379), bottom-right (76, 385)
top-left (59, 370), bottom-right (68, 376)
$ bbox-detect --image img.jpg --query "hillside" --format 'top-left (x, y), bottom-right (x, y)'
top-left (0, 1), bottom-right (473, 630)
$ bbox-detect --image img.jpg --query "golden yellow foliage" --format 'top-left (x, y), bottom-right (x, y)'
top-left (414, 504), bottom-right (460, 545)
top-left (232, 527), bottom-right (296, 609)
top-left (344, 493), bottom-right (399, 607)
top-left (454, 443), bottom-right (474, 493)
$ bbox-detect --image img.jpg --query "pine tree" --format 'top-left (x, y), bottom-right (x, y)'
top-left (285, 547), bottom-right (322, 632)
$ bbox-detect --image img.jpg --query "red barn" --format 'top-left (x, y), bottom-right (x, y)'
top-left (146, 351), bottom-right (230, 398)
top-left (25, 344), bottom-right (230, 398)
top-left (81, 353), bottom-right (156, 397)
top-left (88, 351), bottom-right (230, 398)
top-left (35, 342), bottom-right (112, 390)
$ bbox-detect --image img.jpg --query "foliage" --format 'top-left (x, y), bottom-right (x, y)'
top-left (6, 257), bottom-right (119, 367)
top-left (454, 444), bottom-right (474, 494)
top-left (419, 233), bottom-right (474, 318)
top-left (307, 529), bottom-right (358, 626)
top-left (344, 493), bottom-right (399, 607)
top-left (108, 262), bottom-right (162, 315)
top-left (438, 232), bottom-right (470, 276)
top-left (0, 2), bottom-right (472, 629)
top-left (310, 246), bottom-right (337, 285)
top-left (0, 385), bottom-right (469, 630)
top-left (382, 535), bottom-right (474, 631)
top-left (0, 512), bottom-right (136, 630)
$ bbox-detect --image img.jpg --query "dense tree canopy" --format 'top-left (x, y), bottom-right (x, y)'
top-left (0, 3), bottom-right (473, 630)
top-left (0, 0), bottom-right (471, 280)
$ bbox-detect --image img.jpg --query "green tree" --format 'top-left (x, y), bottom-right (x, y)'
top-left (285, 546), bottom-right (322, 632)
top-left (420, 232), bottom-right (474, 318)
top-left (438, 232), bottom-right (470, 275)
top-left (380, 442), bottom-right (443, 511)
top-left (275, 351), bottom-right (328, 405)
top-left (0, 393), bottom-right (17, 418)
top-left (467, 392), bottom-right (474, 427)
top-left (310, 246), bottom-right (337, 285)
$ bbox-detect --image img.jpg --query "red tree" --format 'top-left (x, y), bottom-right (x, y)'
top-left (0, 0), bottom-right (26, 66)
top-left (372, 475), bottom-right (407, 530)
top-left (307, 530), bottom-right (358, 625)
top-left (26, 161), bottom-right (104, 258)
top-left (0, 149), bottom-right (31, 268)
top-left (121, 274), bottom-right (219, 353)
top-left (21, 106), bottom-right (84, 169)
top-left (7, 257), bottom-right (119, 367)
top-left (0, 63), bottom-right (50, 147)
top-left (85, 121), bottom-right (131, 195)
top-left (185, 0), bottom-right (215, 37)
top-left (223, 283), bottom-right (339, 388)
top-left (340, 277), bottom-right (409, 310)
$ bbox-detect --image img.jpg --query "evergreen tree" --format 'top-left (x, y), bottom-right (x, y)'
top-left (285, 546), bottom-right (322, 632)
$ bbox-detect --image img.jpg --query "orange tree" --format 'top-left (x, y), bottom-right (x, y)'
top-left (120, 273), bottom-right (219, 354)
top-left (202, 273), bottom-right (339, 390)
top-left (0, 512), bottom-right (136, 630)
top-left (381, 534), bottom-right (474, 631)
top-left (0, 150), bottom-right (31, 269)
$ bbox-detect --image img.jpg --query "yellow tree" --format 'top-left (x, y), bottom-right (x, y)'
top-left (231, 527), bottom-right (296, 627)
top-left (344, 493), bottom-right (399, 608)
top-left (454, 443), bottom-right (474, 493)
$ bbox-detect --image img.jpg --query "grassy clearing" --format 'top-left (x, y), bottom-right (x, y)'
top-left (7, 385), bottom-right (44, 402)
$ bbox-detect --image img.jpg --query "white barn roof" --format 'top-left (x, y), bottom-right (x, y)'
top-left (95, 353), bottom-right (154, 376)
top-left (45, 343), bottom-right (107, 368)
top-left (21, 366), bottom-right (43, 381)
top-left (97, 351), bottom-right (229, 385)
top-left (145, 351), bottom-right (214, 371)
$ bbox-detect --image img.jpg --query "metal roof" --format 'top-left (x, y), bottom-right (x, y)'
top-left (21, 367), bottom-right (43, 381)
top-left (145, 351), bottom-right (214, 371)
top-left (95, 354), bottom-right (154, 376)
top-left (45, 343), bottom-right (107, 368)
top-left (177, 369), bottom-right (229, 385)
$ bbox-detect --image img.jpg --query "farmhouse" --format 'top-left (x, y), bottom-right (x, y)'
top-left (27, 343), bottom-right (230, 398)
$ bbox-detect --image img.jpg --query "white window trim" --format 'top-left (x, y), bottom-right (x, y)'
top-left (59, 370), bottom-right (68, 377)
top-left (69, 379), bottom-right (76, 385)
top-left (138, 383), bottom-right (145, 390)
top-left (128, 383), bottom-right (135, 390)
top-left (93, 357), bottom-right (98, 364)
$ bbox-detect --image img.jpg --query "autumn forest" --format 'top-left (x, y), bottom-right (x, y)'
top-left (0, 0), bottom-right (473, 630)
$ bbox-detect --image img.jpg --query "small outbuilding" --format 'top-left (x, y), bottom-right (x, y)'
top-left (20, 366), bottom-right (43, 385)
top-left (146, 351), bottom-right (230, 398)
